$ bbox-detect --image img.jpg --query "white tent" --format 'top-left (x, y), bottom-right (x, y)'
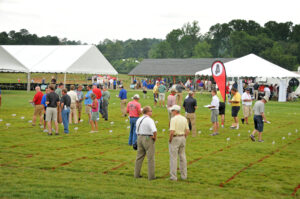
top-left (195, 54), bottom-right (300, 78)
top-left (0, 45), bottom-right (117, 74)
top-left (0, 45), bottom-right (118, 91)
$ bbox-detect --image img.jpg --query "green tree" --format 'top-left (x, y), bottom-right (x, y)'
top-left (193, 41), bottom-right (212, 58)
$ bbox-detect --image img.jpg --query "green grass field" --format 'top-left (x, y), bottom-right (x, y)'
top-left (0, 89), bottom-right (299, 199)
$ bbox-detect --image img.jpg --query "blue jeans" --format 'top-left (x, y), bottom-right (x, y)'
top-left (61, 108), bottom-right (70, 133)
top-left (129, 117), bottom-right (138, 145)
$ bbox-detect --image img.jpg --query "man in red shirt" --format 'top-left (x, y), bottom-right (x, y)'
top-left (127, 94), bottom-right (142, 146)
top-left (30, 86), bottom-right (44, 126)
top-left (92, 84), bottom-right (102, 118)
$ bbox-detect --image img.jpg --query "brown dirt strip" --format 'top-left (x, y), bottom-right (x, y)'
top-left (292, 184), bottom-right (300, 196)
top-left (219, 137), bottom-right (300, 187)
top-left (51, 156), bottom-right (88, 170)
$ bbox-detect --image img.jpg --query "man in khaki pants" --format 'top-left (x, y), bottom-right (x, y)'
top-left (175, 81), bottom-right (185, 106)
top-left (183, 91), bottom-right (197, 137)
top-left (134, 106), bottom-right (157, 180)
top-left (169, 105), bottom-right (189, 181)
top-left (67, 85), bottom-right (78, 124)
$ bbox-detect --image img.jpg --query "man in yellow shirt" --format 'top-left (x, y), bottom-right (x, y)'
top-left (228, 88), bottom-right (241, 129)
top-left (169, 105), bottom-right (190, 181)
top-left (153, 82), bottom-right (159, 107)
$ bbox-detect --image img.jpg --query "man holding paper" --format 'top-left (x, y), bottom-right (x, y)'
top-left (207, 89), bottom-right (219, 136)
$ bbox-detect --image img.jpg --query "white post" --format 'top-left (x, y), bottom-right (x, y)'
top-left (64, 73), bottom-right (67, 87)
top-left (27, 72), bottom-right (31, 92)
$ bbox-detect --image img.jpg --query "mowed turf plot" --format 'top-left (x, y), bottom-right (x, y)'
top-left (0, 90), bottom-right (299, 199)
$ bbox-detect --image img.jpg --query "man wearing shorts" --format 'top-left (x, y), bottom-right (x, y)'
top-left (229, 88), bottom-right (241, 129)
top-left (30, 86), bottom-right (44, 126)
top-left (241, 88), bottom-right (252, 124)
top-left (46, 85), bottom-right (60, 135)
top-left (84, 85), bottom-right (93, 122)
top-left (208, 90), bottom-right (220, 136)
top-left (153, 82), bottom-right (159, 107)
top-left (158, 82), bottom-right (167, 107)
top-left (250, 96), bottom-right (269, 142)
top-left (217, 90), bottom-right (225, 128)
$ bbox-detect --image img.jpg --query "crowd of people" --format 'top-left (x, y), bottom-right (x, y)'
top-left (30, 83), bottom-right (110, 135)
top-left (28, 78), bottom-right (271, 181)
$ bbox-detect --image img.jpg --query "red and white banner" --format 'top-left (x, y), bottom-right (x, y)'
top-left (211, 61), bottom-right (227, 102)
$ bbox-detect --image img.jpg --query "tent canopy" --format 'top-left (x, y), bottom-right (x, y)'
top-left (0, 45), bottom-right (118, 75)
top-left (195, 54), bottom-right (300, 78)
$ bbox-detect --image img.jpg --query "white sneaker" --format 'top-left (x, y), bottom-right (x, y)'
top-left (236, 125), bottom-right (239, 130)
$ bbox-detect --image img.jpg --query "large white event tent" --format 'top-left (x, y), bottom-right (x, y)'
top-left (195, 54), bottom-right (300, 102)
top-left (195, 54), bottom-right (300, 78)
top-left (0, 45), bottom-right (118, 91)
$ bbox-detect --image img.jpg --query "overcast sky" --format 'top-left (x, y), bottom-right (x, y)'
top-left (0, 0), bottom-right (299, 44)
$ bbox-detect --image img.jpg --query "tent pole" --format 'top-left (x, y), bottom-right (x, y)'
top-left (64, 73), bottom-right (67, 87)
top-left (27, 72), bottom-right (31, 92)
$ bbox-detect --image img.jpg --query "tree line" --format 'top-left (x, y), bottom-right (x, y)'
top-left (1, 19), bottom-right (300, 73)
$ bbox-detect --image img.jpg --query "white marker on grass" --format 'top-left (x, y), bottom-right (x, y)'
top-left (74, 127), bottom-right (78, 132)
top-left (198, 131), bottom-right (202, 134)
top-left (12, 114), bottom-right (16, 117)
top-left (28, 120), bottom-right (32, 123)
top-left (127, 126), bottom-right (130, 129)
top-left (110, 121), bottom-right (114, 125)
top-left (237, 133), bottom-right (240, 137)
top-left (125, 119), bottom-right (128, 123)
top-left (109, 130), bottom-right (113, 133)
top-left (226, 137), bottom-right (230, 144)
top-left (162, 129), bottom-right (166, 132)
top-left (248, 130), bottom-right (251, 133)
top-left (288, 132), bottom-right (292, 137)
top-left (6, 123), bottom-right (11, 128)
top-left (282, 136), bottom-right (286, 140)
top-left (272, 141), bottom-right (275, 145)
top-left (0, 119), bottom-right (3, 122)
top-left (296, 129), bottom-right (298, 133)
top-left (20, 116), bottom-right (25, 120)
top-left (155, 121), bottom-right (158, 124)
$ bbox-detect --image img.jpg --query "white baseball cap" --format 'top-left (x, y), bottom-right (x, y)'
top-left (133, 94), bottom-right (140, 99)
top-left (170, 105), bottom-right (181, 112)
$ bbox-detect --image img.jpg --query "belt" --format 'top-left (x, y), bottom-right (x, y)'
top-left (173, 134), bottom-right (185, 137)
top-left (130, 117), bottom-right (139, 118)
top-left (138, 134), bottom-right (153, 136)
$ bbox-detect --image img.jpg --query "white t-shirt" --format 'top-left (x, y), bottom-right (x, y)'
top-left (264, 87), bottom-right (270, 97)
top-left (211, 95), bottom-right (219, 110)
top-left (136, 115), bottom-right (157, 136)
top-left (67, 90), bottom-right (78, 104)
top-left (242, 92), bottom-right (252, 106)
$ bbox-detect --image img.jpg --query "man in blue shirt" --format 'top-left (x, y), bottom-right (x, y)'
top-left (41, 87), bottom-right (49, 132)
top-left (84, 85), bottom-right (93, 122)
top-left (118, 85), bottom-right (127, 117)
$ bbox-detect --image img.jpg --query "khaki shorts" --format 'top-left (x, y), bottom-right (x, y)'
top-left (211, 109), bottom-right (219, 123)
top-left (159, 93), bottom-right (165, 101)
top-left (34, 105), bottom-right (44, 116)
top-left (85, 105), bottom-right (92, 114)
top-left (46, 107), bottom-right (57, 122)
top-left (243, 105), bottom-right (252, 118)
top-left (77, 102), bottom-right (82, 113)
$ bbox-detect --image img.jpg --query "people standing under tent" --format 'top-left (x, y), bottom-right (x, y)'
top-left (60, 89), bottom-right (71, 134)
top-left (76, 85), bottom-right (84, 122)
top-left (167, 89), bottom-right (177, 121)
top-left (127, 94), bottom-right (142, 146)
top-left (226, 83), bottom-right (231, 103)
top-left (30, 86), bottom-right (44, 127)
top-left (134, 106), bottom-right (157, 180)
top-left (196, 79), bottom-right (201, 91)
top-left (264, 85), bottom-right (271, 98)
top-left (84, 85), bottom-right (93, 122)
top-left (153, 82), bottom-right (159, 107)
top-left (208, 89), bottom-right (220, 136)
top-left (217, 90), bottom-right (226, 128)
top-left (175, 81), bottom-right (185, 106)
top-left (183, 91), bottom-right (197, 137)
top-left (158, 82), bottom-right (167, 107)
top-left (250, 96), bottom-right (269, 142)
top-left (228, 88), bottom-right (241, 129)
top-left (41, 86), bottom-right (49, 132)
top-left (269, 84), bottom-right (274, 99)
top-left (45, 85), bottom-right (60, 135)
top-left (89, 93), bottom-right (98, 133)
top-left (168, 105), bottom-right (189, 181)
top-left (102, 87), bottom-right (110, 121)
top-left (241, 88), bottom-right (252, 125)
top-left (92, 84), bottom-right (102, 119)
top-left (55, 83), bottom-right (64, 124)
top-left (67, 85), bottom-right (79, 124)
top-left (118, 85), bottom-right (127, 117)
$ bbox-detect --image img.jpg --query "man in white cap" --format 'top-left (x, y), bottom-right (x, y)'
top-left (169, 105), bottom-right (190, 181)
top-left (134, 106), bottom-right (157, 180)
top-left (250, 96), bottom-right (269, 142)
top-left (126, 94), bottom-right (142, 146)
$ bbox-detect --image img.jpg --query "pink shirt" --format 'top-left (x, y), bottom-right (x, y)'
top-left (126, 100), bottom-right (141, 117)
top-left (167, 94), bottom-right (176, 108)
top-left (92, 100), bottom-right (98, 112)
